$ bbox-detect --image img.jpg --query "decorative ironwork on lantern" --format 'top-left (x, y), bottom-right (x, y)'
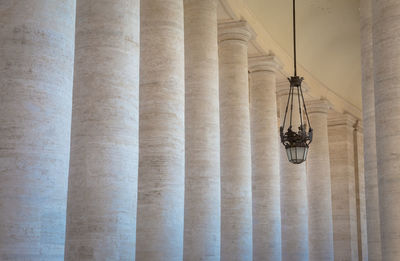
top-left (279, 0), bottom-right (313, 164)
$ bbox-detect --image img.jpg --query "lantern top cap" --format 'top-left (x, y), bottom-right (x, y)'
top-left (276, 80), bottom-right (309, 97)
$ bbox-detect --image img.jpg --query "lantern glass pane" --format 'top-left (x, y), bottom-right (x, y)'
top-left (297, 147), bottom-right (304, 161)
top-left (303, 147), bottom-right (309, 161)
top-left (291, 147), bottom-right (297, 160)
top-left (285, 146), bottom-right (309, 164)
top-left (286, 148), bottom-right (292, 161)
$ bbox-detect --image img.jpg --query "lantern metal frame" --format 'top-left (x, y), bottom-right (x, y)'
top-left (279, 0), bottom-right (313, 164)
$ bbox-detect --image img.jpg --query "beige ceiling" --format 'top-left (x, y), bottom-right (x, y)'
top-left (246, 0), bottom-right (362, 109)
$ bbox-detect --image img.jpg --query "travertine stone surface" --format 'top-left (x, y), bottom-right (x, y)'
top-left (218, 21), bottom-right (253, 261)
top-left (277, 83), bottom-right (309, 261)
top-left (354, 123), bottom-right (369, 261)
top-left (136, 0), bottom-right (185, 260)
top-left (249, 56), bottom-right (282, 261)
top-left (360, 0), bottom-right (382, 259)
top-left (328, 113), bottom-right (359, 261)
top-left (372, 0), bottom-right (400, 259)
top-left (0, 1), bottom-right (75, 259)
top-left (64, 1), bottom-right (139, 260)
top-left (183, 0), bottom-right (221, 260)
top-left (306, 99), bottom-right (334, 261)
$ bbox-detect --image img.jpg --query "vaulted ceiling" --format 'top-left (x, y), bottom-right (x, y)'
top-left (247, 0), bottom-right (362, 109)
top-left (218, 0), bottom-right (362, 115)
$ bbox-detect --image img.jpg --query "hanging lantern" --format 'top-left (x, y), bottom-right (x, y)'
top-left (280, 76), bottom-right (313, 164)
top-left (279, 0), bottom-right (313, 164)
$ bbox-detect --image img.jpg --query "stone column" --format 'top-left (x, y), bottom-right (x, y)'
top-left (306, 99), bottom-right (334, 261)
top-left (64, 1), bottom-right (139, 260)
top-left (0, 1), bottom-right (75, 259)
top-left (277, 82), bottom-right (309, 261)
top-left (218, 21), bottom-right (253, 261)
top-left (183, 0), bottom-right (220, 260)
top-left (136, 0), bottom-right (185, 260)
top-left (328, 113), bottom-right (359, 261)
top-left (249, 56), bottom-right (282, 261)
top-left (360, 0), bottom-right (382, 259)
top-left (372, 0), bottom-right (400, 260)
top-left (354, 123), bottom-right (369, 261)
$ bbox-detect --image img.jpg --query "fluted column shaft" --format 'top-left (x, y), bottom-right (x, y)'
top-left (372, 0), bottom-right (400, 259)
top-left (136, 0), bottom-right (185, 260)
top-left (218, 21), bottom-right (253, 261)
top-left (249, 56), bottom-right (282, 261)
top-left (64, 1), bottom-right (139, 260)
top-left (183, 0), bottom-right (221, 260)
top-left (328, 113), bottom-right (359, 261)
top-left (277, 83), bottom-right (309, 261)
top-left (0, 1), bottom-right (75, 259)
top-left (360, 1), bottom-right (382, 259)
top-left (306, 99), bottom-right (334, 261)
